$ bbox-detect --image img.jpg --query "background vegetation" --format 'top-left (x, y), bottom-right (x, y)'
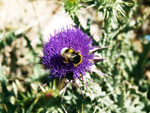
top-left (0, 0), bottom-right (150, 112)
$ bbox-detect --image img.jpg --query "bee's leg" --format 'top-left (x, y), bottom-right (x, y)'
top-left (61, 79), bottom-right (69, 102)
top-left (63, 60), bottom-right (68, 63)
top-left (62, 58), bottom-right (69, 63)
top-left (73, 64), bottom-right (78, 67)
top-left (70, 47), bottom-right (74, 50)
top-left (77, 51), bottom-right (80, 53)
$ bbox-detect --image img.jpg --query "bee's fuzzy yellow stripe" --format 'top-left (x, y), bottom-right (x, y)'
top-left (78, 53), bottom-right (82, 64)
top-left (74, 53), bottom-right (82, 66)
top-left (68, 49), bottom-right (74, 53)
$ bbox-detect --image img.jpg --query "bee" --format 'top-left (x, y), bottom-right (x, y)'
top-left (60, 47), bottom-right (82, 66)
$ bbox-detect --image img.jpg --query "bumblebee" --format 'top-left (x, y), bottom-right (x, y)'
top-left (60, 47), bottom-right (82, 66)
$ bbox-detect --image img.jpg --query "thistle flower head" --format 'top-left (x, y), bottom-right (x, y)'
top-left (41, 26), bottom-right (108, 100)
top-left (41, 27), bottom-right (93, 79)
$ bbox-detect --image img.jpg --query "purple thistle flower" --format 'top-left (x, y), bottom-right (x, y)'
top-left (41, 26), bottom-right (109, 101)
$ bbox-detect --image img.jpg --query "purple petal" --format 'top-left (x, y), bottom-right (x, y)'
top-left (90, 46), bottom-right (108, 54)
top-left (75, 79), bottom-right (85, 99)
top-left (61, 79), bottom-right (69, 102)
top-left (90, 66), bottom-right (111, 78)
top-left (93, 57), bottom-right (107, 63)
top-left (82, 75), bottom-right (88, 90)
